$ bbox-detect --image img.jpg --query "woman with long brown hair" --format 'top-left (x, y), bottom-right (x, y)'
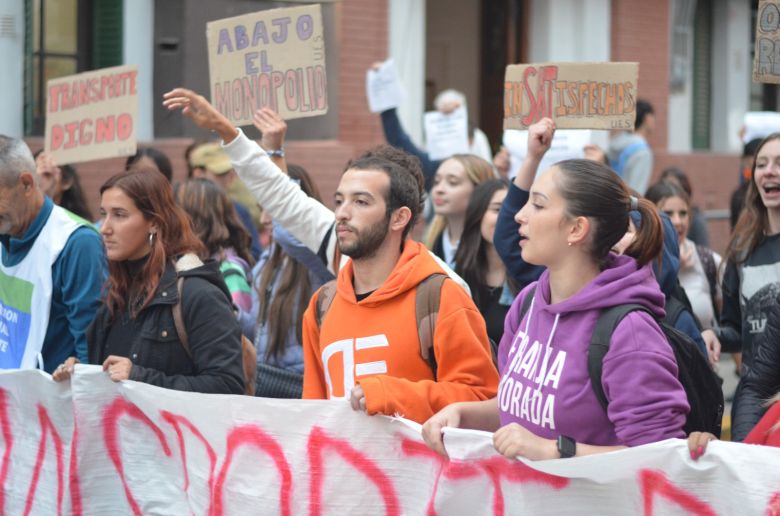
top-left (53, 168), bottom-right (245, 394)
top-left (453, 179), bottom-right (513, 347)
top-left (175, 178), bottom-right (255, 311)
top-left (242, 164), bottom-right (334, 397)
top-left (424, 155), bottom-right (496, 267)
top-left (719, 133), bottom-right (780, 440)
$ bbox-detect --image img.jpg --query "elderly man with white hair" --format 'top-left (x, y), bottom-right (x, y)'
top-left (0, 135), bottom-right (105, 373)
top-left (432, 89), bottom-right (493, 162)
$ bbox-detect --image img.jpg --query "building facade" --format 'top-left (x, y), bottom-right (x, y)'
top-left (1, 0), bottom-right (771, 252)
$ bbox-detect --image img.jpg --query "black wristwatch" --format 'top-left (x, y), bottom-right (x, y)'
top-left (557, 435), bottom-right (576, 458)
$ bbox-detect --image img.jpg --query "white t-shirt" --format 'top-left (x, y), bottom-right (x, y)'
top-left (678, 238), bottom-right (722, 329)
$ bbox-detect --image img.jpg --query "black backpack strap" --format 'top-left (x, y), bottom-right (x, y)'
top-left (416, 274), bottom-right (447, 379)
top-left (172, 276), bottom-right (192, 359)
top-left (664, 295), bottom-right (688, 328)
top-left (695, 245), bottom-right (720, 321)
top-left (519, 285), bottom-right (537, 320)
top-left (695, 245), bottom-right (718, 296)
top-left (588, 303), bottom-right (648, 410)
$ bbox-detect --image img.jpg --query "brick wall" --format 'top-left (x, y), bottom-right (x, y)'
top-left (610, 0), bottom-right (740, 255)
top-left (610, 0), bottom-right (669, 150)
top-left (336, 0), bottom-right (389, 156)
top-left (654, 152), bottom-right (741, 256)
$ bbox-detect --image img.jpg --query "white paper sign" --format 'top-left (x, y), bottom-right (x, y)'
top-left (424, 106), bottom-right (470, 161)
top-left (503, 129), bottom-right (608, 179)
top-left (366, 59), bottom-right (403, 113)
top-left (742, 111), bottom-right (780, 143)
top-left (3, 367), bottom-right (780, 515)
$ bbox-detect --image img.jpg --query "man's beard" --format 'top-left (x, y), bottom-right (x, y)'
top-left (337, 215), bottom-right (390, 260)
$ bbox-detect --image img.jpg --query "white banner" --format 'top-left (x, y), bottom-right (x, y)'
top-left (1, 366), bottom-right (778, 515)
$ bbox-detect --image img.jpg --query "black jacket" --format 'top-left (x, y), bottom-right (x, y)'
top-left (87, 260), bottom-right (245, 394)
top-left (732, 295), bottom-right (780, 441)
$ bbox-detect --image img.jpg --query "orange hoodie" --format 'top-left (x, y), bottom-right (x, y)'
top-left (302, 240), bottom-right (499, 423)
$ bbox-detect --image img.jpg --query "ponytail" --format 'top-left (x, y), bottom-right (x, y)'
top-left (556, 159), bottom-right (664, 269)
top-left (625, 197), bottom-right (664, 267)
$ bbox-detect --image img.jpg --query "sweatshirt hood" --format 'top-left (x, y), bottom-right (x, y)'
top-left (530, 253), bottom-right (666, 319)
top-left (336, 240), bottom-right (443, 306)
top-left (158, 258), bottom-right (233, 303)
top-left (630, 209), bottom-right (679, 297)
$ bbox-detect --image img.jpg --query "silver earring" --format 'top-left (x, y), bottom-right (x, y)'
top-left (148, 232), bottom-right (156, 246)
top-left (567, 242), bottom-right (572, 247)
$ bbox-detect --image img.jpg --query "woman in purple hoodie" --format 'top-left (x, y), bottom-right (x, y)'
top-left (422, 158), bottom-right (689, 460)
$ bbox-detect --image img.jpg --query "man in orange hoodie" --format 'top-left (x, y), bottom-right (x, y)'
top-left (301, 152), bottom-right (499, 423)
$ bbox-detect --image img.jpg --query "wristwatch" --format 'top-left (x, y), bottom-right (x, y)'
top-left (266, 147), bottom-right (285, 158)
top-left (557, 435), bottom-right (576, 458)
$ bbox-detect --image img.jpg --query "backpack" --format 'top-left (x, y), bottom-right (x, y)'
top-left (695, 244), bottom-right (721, 323)
top-left (315, 274), bottom-right (450, 378)
top-left (172, 258), bottom-right (257, 396)
top-left (519, 287), bottom-right (724, 437)
top-left (613, 140), bottom-right (649, 177)
top-left (666, 281), bottom-right (708, 335)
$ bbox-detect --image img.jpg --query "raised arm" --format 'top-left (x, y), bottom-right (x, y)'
top-left (380, 108), bottom-right (441, 190)
top-left (163, 88), bottom-right (239, 143)
top-left (254, 107), bottom-right (288, 173)
top-left (494, 119), bottom-right (554, 287)
top-left (164, 88), bottom-right (338, 271)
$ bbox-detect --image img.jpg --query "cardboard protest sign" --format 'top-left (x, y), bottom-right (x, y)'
top-left (44, 65), bottom-right (138, 165)
top-left (754, 0), bottom-right (780, 83)
top-left (3, 366), bottom-right (780, 514)
top-left (206, 4), bottom-right (327, 125)
top-left (366, 59), bottom-right (403, 113)
top-left (424, 106), bottom-right (470, 160)
top-left (504, 62), bottom-right (639, 130)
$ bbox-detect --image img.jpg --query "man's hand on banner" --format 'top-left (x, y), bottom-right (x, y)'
top-left (103, 355), bottom-right (133, 382)
top-left (349, 384), bottom-right (367, 412)
top-left (163, 88), bottom-right (239, 144)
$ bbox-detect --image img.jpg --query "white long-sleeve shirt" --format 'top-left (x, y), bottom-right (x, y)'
top-left (222, 129), bottom-right (471, 294)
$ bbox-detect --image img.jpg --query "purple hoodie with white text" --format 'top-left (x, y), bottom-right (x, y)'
top-left (497, 254), bottom-right (689, 447)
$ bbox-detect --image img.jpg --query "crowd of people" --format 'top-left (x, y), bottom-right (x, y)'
top-left (1, 74), bottom-right (780, 472)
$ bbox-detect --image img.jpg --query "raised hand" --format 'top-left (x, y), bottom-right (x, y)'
top-left (527, 118), bottom-right (555, 161)
top-left (162, 88), bottom-right (238, 143)
top-left (253, 108), bottom-right (287, 152)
